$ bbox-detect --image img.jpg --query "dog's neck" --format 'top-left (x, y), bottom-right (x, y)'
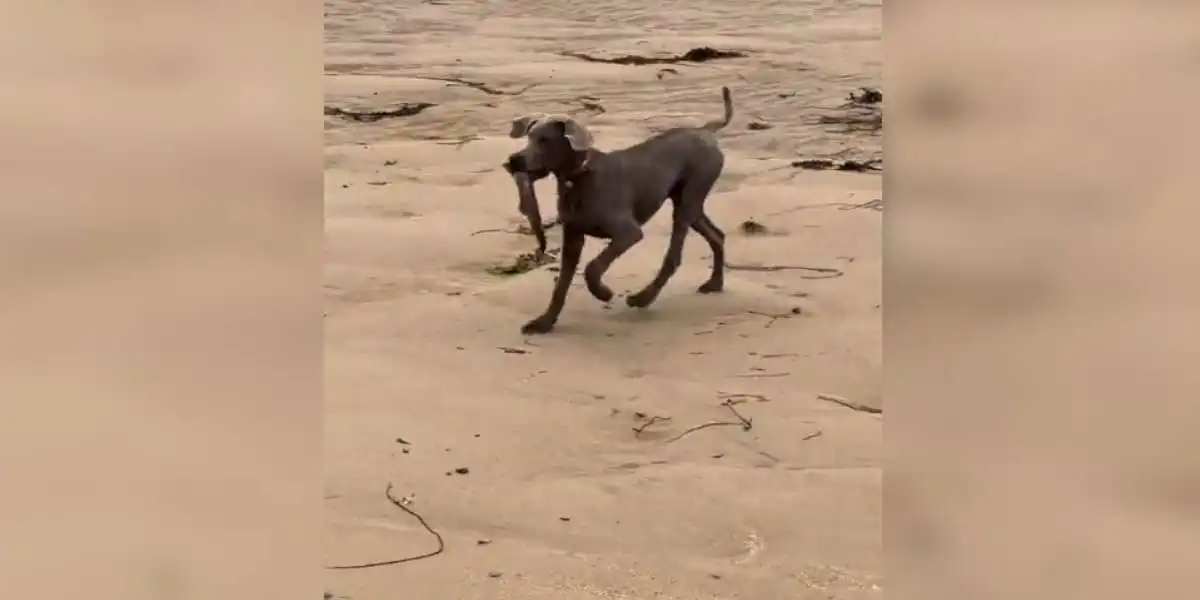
top-left (552, 149), bottom-right (600, 190)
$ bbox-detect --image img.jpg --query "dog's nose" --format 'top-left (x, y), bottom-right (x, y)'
top-left (505, 153), bottom-right (526, 173)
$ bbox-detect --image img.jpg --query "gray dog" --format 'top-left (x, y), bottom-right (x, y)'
top-left (504, 86), bottom-right (734, 334)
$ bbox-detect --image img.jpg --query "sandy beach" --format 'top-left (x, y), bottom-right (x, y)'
top-left (324, 1), bottom-right (881, 597)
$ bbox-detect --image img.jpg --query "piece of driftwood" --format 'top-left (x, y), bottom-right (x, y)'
top-left (559, 47), bottom-right (747, 66)
top-left (323, 103), bottom-right (435, 122)
top-left (510, 171), bottom-right (548, 259)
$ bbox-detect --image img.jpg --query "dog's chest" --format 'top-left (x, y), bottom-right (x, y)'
top-left (555, 180), bottom-right (613, 239)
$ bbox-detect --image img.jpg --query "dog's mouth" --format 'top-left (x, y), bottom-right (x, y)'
top-left (504, 163), bottom-right (550, 181)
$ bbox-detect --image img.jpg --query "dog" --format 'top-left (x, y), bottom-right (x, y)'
top-left (504, 86), bottom-right (734, 335)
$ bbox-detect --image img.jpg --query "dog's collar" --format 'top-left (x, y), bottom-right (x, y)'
top-left (558, 157), bottom-right (591, 189)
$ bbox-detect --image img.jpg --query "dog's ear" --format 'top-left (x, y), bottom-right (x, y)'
top-left (509, 114), bottom-right (547, 138)
top-left (558, 118), bottom-right (593, 151)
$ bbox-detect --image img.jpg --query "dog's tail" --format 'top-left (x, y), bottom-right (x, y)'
top-left (700, 86), bottom-right (734, 132)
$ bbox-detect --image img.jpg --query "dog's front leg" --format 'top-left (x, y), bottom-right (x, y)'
top-left (521, 226), bottom-right (585, 335)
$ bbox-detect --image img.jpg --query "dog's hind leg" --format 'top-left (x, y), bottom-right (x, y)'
top-left (584, 218), bottom-right (644, 303)
top-left (691, 213), bottom-right (725, 293)
top-left (626, 177), bottom-right (718, 308)
top-left (626, 216), bottom-right (691, 308)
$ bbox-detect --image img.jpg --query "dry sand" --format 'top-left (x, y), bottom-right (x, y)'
top-left (324, 1), bottom-right (881, 598)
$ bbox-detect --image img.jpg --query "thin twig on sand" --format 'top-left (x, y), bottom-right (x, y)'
top-left (765, 198), bottom-right (882, 217)
top-left (326, 483), bottom-right (445, 569)
top-left (470, 217), bottom-right (561, 237)
top-left (718, 392), bottom-right (770, 403)
top-left (413, 75), bottom-right (538, 96)
top-left (573, 98), bottom-right (606, 114)
top-left (745, 308), bottom-right (803, 328)
top-left (633, 415), bottom-right (672, 435)
top-left (663, 399), bottom-right (753, 443)
top-left (733, 371), bottom-right (790, 379)
top-left (727, 263), bottom-right (844, 279)
top-left (841, 198), bottom-right (882, 211)
top-left (817, 394), bottom-right (882, 414)
top-left (435, 135), bottom-right (481, 149)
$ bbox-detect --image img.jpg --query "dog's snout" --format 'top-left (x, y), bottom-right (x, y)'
top-left (505, 153), bottom-right (526, 173)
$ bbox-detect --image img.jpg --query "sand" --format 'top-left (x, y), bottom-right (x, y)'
top-left (324, 1), bottom-right (881, 598)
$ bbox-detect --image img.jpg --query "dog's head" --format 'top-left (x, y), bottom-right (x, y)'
top-left (504, 114), bottom-right (593, 176)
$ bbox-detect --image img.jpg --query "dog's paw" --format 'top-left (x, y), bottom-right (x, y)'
top-left (625, 290), bottom-right (658, 308)
top-left (521, 316), bottom-right (556, 335)
top-left (696, 280), bottom-right (724, 294)
top-left (588, 285), bottom-right (614, 303)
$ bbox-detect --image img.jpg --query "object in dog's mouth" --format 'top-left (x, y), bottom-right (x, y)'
top-left (511, 171), bottom-right (548, 259)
